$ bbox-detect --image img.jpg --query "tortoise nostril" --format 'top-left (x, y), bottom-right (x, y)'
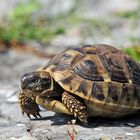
top-left (30, 77), bottom-right (38, 83)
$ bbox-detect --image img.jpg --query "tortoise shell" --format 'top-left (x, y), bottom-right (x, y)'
top-left (41, 44), bottom-right (140, 117)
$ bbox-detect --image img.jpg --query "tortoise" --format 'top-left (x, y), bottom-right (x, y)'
top-left (19, 44), bottom-right (140, 124)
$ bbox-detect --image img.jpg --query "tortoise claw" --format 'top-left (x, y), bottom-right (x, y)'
top-left (33, 114), bottom-right (38, 118)
top-left (27, 113), bottom-right (31, 119)
top-left (37, 112), bottom-right (42, 118)
top-left (19, 95), bottom-right (41, 119)
top-left (33, 114), bottom-right (39, 119)
top-left (33, 112), bottom-right (42, 119)
top-left (25, 112), bottom-right (41, 119)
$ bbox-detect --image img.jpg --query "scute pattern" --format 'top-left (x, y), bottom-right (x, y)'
top-left (125, 57), bottom-right (140, 85)
top-left (45, 44), bottom-right (140, 112)
top-left (133, 85), bottom-right (140, 107)
top-left (75, 79), bottom-right (93, 101)
top-left (92, 83), bottom-right (105, 101)
top-left (45, 49), bottom-right (83, 70)
top-left (77, 81), bottom-right (88, 96)
top-left (58, 73), bottom-right (83, 93)
top-left (73, 44), bottom-right (118, 55)
top-left (107, 82), bottom-right (122, 103)
top-left (120, 83), bottom-right (134, 106)
top-left (99, 53), bottom-right (129, 83)
top-left (73, 54), bottom-right (106, 81)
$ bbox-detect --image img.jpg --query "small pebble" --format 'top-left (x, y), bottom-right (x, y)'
top-left (71, 119), bottom-right (76, 124)
top-left (135, 128), bottom-right (140, 131)
top-left (17, 123), bottom-right (25, 127)
top-left (6, 90), bottom-right (18, 103)
top-left (7, 95), bottom-right (18, 103)
top-left (42, 129), bottom-right (48, 133)
top-left (10, 137), bottom-right (17, 140)
top-left (125, 132), bottom-right (134, 136)
top-left (115, 136), bottom-right (124, 140)
top-left (34, 129), bottom-right (39, 133)
top-left (93, 128), bottom-right (102, 131)
top-left (6, 90), bottom-right (18, 98)
top-left (99, 136), bottom-right (112, 140)
top-left (126, 123), bottom-right (135, 127)
top-left (68, 119), bottom-right (76, 125)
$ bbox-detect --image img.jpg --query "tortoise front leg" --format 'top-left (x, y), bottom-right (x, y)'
top-left (19, 90), bottom-right (41, 119)
top-left (36, 95), bottom-right (72, 115)
top-left (62, 91), bottom-right (88, 124)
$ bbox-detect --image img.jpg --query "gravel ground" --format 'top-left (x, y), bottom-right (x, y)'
top-left (0, 46), bottom-right (140, 140)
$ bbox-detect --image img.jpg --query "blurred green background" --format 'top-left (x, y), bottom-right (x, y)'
top-left (0, 0), bottom-right (140, 61)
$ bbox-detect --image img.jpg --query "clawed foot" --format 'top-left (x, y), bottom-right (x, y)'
top-left (22, 109), bottom-right (41, 119)
top-left (19, 94), bottom-right (42, 119)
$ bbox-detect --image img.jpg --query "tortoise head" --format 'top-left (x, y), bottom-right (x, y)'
top-left (21, 71), bottom-right (52, 95)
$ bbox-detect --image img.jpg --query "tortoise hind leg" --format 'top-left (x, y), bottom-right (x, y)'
top-left (62, 91), bottom-right (88, 124)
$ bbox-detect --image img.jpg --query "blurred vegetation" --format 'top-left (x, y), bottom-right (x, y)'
top-left (0, 0), bottom-right (140, 62)
top-left (115, 5), bottom-right (140, 19)
top-left (0, 0), bottom-right (139, 44)
top-left (0, 0), bottom-right (113, 49)
top-left (0, 0), bottom-right (66, 44)
top-left (116, 3), bottom-right (140, 62)
top-left (115, 3), bottom-right (140, 49)
top-left (124, 46), bottom-right (140, 62)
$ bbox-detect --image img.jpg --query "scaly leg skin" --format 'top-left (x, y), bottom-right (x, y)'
top-left (62, 91), bottom-right (88, 124)
top-left (18, 90), bottom-right (41, 119)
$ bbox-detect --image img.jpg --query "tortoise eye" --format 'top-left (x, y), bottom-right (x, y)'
top-left (30, 77), bottom-right (38, 83)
